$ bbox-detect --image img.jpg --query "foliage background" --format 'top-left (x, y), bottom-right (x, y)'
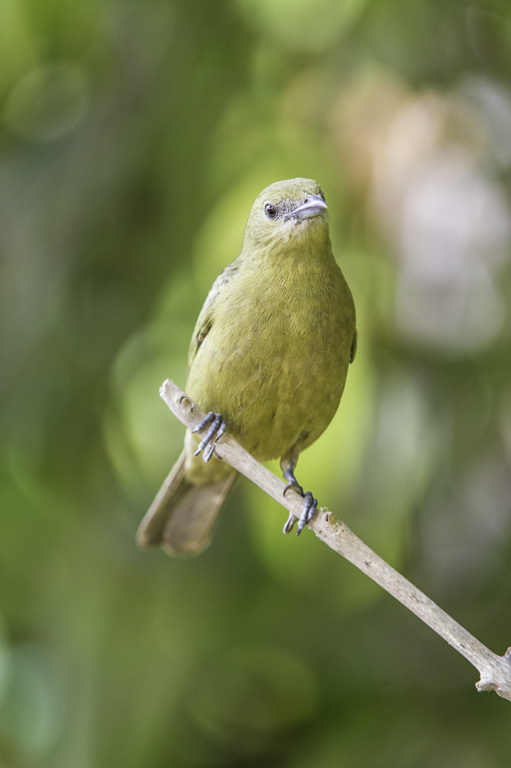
top-left (1, 0), bottom-right (511, 766)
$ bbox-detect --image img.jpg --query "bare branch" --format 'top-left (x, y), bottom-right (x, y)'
top-left (159, 379), bottom-right (511, 702)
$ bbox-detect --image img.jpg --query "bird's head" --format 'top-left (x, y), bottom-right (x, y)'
top-left (242, 178), bottom-right (330, 253)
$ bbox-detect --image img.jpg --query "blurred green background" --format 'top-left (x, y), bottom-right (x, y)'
top-left (1, 0), bottom-right (511, 766)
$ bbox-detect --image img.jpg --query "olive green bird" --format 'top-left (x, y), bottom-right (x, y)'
top-left (137, 178), bottom-right (357, 556)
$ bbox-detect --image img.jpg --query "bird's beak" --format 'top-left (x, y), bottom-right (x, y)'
top-left (287, 193), bottom-right (327, 221)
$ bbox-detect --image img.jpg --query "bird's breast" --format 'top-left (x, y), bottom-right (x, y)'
top-left (187, 260), bottom-right (355, 461)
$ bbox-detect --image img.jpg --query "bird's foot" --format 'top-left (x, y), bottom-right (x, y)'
top-left (283, 479), bottom-right (304, 497)
top-left (283, 490), bottom-right (318, 536)
top-left (192, 411), bottom-right (226, 462)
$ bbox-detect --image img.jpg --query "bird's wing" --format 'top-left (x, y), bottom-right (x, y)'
top-left (187, 260), bottom-right (239, 372)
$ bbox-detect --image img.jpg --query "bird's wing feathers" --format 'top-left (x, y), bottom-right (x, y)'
top-left (187, 260), bottom-right (239, 372)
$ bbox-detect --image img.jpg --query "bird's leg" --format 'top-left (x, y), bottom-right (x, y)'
top-left (192, 411), bottom-right (227, 462)
top-left (282, 465), bottom-right (304, 497)
top-left (280, 456), bottom-right (318, 536)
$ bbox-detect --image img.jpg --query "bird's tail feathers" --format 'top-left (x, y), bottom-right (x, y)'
top-left (136, 451), bottom-right (236, 556)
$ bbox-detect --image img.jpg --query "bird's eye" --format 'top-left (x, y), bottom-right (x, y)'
top-left (264, 202), bottom-right (277, 219)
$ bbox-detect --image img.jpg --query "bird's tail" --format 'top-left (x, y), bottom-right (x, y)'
top-left (136, 450), bottom-right (236, 556)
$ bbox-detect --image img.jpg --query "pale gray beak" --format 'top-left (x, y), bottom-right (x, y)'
top-left (286, 193), bottom-right (327, 221)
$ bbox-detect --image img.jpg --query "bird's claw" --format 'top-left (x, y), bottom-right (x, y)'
top-left (297, 492), bottom-right (318, 535)
top-left (283, 479), bottom-right (304, 497)
top-left (283, 514), bottom-right (296, 535)
top-left (192, 411), bottom-right (226, 462)
top-left (283, 490), bottom-right (318, 536)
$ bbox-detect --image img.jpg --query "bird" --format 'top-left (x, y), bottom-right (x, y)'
top-left (137, 177), bottom-right (357, 556)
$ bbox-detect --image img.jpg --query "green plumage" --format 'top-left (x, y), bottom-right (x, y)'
top-left (137, 178), bottom-right (356, 555)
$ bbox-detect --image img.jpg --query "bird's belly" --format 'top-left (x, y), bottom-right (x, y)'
top-left (188, 315), bottom-right (350, 462)
top-left (236, 351), bottom-right (347, 460)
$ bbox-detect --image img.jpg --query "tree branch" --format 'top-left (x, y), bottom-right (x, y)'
top-left (158, 379), bottom-right (511, 702)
